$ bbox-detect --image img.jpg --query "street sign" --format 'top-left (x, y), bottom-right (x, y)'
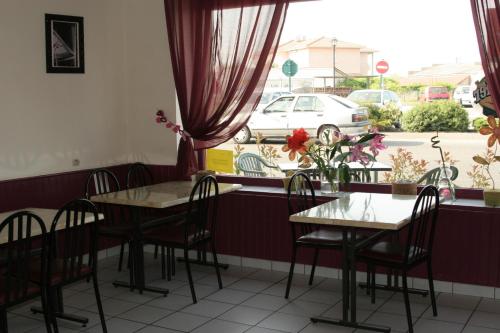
top-left (375, 60), bottom-right (389, 74)
top-left (282, 59), bottom-right (298, 77)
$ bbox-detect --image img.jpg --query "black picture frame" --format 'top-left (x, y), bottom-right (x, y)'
top-left (45, 14), bottom-right (85, 74)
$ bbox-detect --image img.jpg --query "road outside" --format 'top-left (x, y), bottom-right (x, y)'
top-left (217, 106), bottom-right (496, 188)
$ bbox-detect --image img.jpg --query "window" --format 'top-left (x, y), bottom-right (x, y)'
top-left (263, 96), bottom-right (294, 113)
top-left (294, 96), bottom-right (325, 112)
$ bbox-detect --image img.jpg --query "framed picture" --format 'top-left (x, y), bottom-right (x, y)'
top-left (45, 14), bottom-right (85, 73)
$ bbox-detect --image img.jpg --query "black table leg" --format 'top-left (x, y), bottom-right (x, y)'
top-left (31, 287), bottom-right (89, 326)
top-left (113, 207), bottom-right (169, 296)
top-left (310, 228), bottom-right (391, 333)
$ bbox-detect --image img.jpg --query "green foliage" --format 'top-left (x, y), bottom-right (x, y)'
top-left (367, 103), bottom-right (401, 130)
top-left (401, 101), bottom-right (469, 132)
top-left (399, 83), bottom-right (424, 94)
top-left (472, 117), bottom-right (489, 131)
top-left (338, 78), bottom-right (368, 90)
top-left (368, 77), bottom-right (401, 92)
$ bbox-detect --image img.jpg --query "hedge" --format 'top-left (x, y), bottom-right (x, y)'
top-left (401, 101), bottom-right (469, 132)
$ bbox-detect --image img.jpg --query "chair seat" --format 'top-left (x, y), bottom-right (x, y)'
top-left (99, 224), bottom-right (134, 237)
top-left (357, 241), bottom-right (427, 264)
top-left (30, 258), bottom-right (92, 285)
top-left (144, 227), bottom-right (211, 248)
top-left (0, 277), bottom-right (40, 305)
top-left (297, 229), bottom-right (343, 246)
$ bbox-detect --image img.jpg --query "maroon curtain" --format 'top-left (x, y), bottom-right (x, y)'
top-left (164, 0), bottom-right (289, 177)
top-left (471, 0), bottom-right (500, 117)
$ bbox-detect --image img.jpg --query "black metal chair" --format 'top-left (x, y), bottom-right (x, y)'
top-left (39, 199), bottom-right (107, 333)
top-left (417, 166), bottom-right (458, 186)
top-left (143, 175), bottom-right (223, 303)
top-left (357, 185), bottom-right (440, 333)
top-left (85, 168), bottom-right (131, 272)
top-left (0, 211), bottom-right (52, 333)
top-left (285, 172), bottom-right (345, 298)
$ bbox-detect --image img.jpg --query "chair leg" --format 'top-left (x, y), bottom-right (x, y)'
top-left (211, 241), bottom-right (223, 289)
top-left (40, 288), bottom-right (53, 333)
top-left (118, 242), bottom-right (125, 272)
top-left (0, 308), bottom-right (8, 333)
top-left (154, 245), bottom-right (159, 259)
top-left (184, 249), bottom-right (197, 303)
top-left (402, 271), bottom-right (413, 333)
top-left (427, 259), bottom-right (438, 316)
top-left (161, 246), bottom-right (166, 280)
top-left (371, 265), bottom-right (376, 304)
top-left (285, 245), bottom-right (298, 299)
top-left (366, 264), bottom-right (371, 296)
top-left (92, 274), bottom-right (108, 333)
top-left (48, 288), bottom-right (59, 333)
top-left (309, 248), bottom-right (319, 286)
top-left (171, 248), bottom-right (176, 276)
top-left (166, 247), bottom-right (172, 281)
top-left (128, 242), bottom-right (135, 291)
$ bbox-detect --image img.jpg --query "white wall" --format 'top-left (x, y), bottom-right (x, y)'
top-left (0, 0), bottom-right (178, 181)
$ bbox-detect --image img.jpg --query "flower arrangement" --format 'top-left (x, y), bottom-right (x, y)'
top-left (282, 127), bottom-right (386, 189)
top-left (383, 148), bottom-right (429, 183)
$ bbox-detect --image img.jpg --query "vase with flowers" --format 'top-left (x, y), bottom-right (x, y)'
top-left (472, 116), bottom-right (500, 206)
top-left (282, 127), bottom-right (386, 193)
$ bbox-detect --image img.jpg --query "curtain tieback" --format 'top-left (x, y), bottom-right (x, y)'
top-left (155, 110), bottom-right (190, 141)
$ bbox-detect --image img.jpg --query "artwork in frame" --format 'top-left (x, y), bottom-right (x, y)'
top-left (45, 14), bottom-right (85, 73)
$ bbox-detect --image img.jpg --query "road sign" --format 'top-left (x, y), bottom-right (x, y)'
top-left (282, 59), bottom-right (298, 77)
top-left (375, 60), bottom-right (389, 74)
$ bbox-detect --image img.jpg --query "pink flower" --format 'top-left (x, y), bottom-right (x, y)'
top-left (369, 134), bottom-right (386, 157)
top-left (350, 144), bottom-right (370, 165)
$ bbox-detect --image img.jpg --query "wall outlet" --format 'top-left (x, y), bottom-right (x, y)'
top-left (72, 159), bottom-right (80, 166)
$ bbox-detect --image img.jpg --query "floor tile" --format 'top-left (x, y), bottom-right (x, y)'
top-left (257, 312), bottom-right (310, 333)
top-left (117, 304), bottom-right (172, 324)
top-left (247, 270), bottom-right (288, 283)
top-left (154, 312), bottom-right (210, 332)
top-left (196, 273), bottom-right (240, 287)
top-left (422, 305), bottom-right (472, 324)
top-left (462, 325), bottom-right (500, 333)
top-left (262, 283), bottom-right (309, 300)
top-left (181, 299), bottom-right (234, 318)
top-left (219, 305), bottom-right (273, 325)
top-left (85, 297), bottom-right (138, 316)
top-left (86, 317), bottom-right (145, 333)
top-left (146, 294), bottom-right (193, 311)
top-left (278, 299), bottom-right (331, 317)
top-left (437, 293), bottom-right (480, 310)
top-left (413, 318), bottom-right (463, 333)
top-left (111, 290), bottom-right (160, 304)
top-left (6, 316), bottom-right (43, 332)
top-left (301, 322), bottom-right (354, 332)
top-left (469, 311), bottom-right (500, 330)
top-left (364, 312), bottom-right (415, 332)
top-left (191, 319), bottom-right (250, 333)
top-left (298, 289), bottom-right (342, 305)
top-left (172, 283), bottom-right (219, 299)
top-left (205, 288), bottom-right (255, 304)
top-left (377, 299), bottom-right (429, 317)
top-left (478, 298), bottom-right (500, 314)
top-left (280, 273), bottom-right (325, 288)
top-left (323, 302), bottom-right (373, 322)
top-left (229, 278), bottom-right (275, 293)
top-left (135, 326), bottom-right (181, 333)
top-left (242, 294), bottom-right (290, 311)
top-left (64, 292), bottom-right (105, 309)
top-left (246, 327), bottom-right (291, 333)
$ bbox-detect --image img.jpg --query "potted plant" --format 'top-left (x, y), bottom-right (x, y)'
top-left (383, 148), bottom-right (428, 195)
top-left (472, 116), bottom-right (500, 206)
top-left (282, 128), bottom-right (386, 193)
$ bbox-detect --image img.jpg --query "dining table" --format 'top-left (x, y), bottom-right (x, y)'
top-left (289, 192), bottom-right (424, 333)
top-left (90, 180), bottom-right (242, 295)
top-left (279, 161), bottom-right (391, 183)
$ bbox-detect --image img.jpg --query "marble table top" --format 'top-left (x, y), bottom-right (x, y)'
top-left (290, 192), bottom-right (422, 230)
top-left (0, 208), bottom-right (102, 245)
top-left (91, 181), bottom-right (243, 209)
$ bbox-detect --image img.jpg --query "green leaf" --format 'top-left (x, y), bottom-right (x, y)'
top-left (334, 152), bottom-right (351, 162)
top-left (356, 133), bottom-right (378, 144)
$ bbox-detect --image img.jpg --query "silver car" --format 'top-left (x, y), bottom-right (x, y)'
top-left (233, 93), bottom-right (370, 144)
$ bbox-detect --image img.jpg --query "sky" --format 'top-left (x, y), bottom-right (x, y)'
top-left (281, 0), bottom-right (481, 75)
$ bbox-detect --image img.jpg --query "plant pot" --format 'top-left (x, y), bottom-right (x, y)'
top-left (392, 182), bottom-right (417, 195)
top-left (483, 189), bottom-right (500, 207)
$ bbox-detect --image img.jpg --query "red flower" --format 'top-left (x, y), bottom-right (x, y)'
top-left (282, 128), bottom-right (310, 161)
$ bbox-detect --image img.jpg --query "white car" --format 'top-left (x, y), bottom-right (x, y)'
top-left (233, 94), bottom-right (370, 144)
top-left (453, 85), bottom-right (474, 107)
top-left (347, 89), bottom-right (403, 109)
top-left (256, 90), bottom-right (291, 111)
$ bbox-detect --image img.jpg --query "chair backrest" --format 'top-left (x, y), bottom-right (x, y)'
top-left (287, 172), bottom-right (317, 238)
top-left (127, 162), bottom-right (154, 189)
top-left (404, 185), bottom-right (440, 265)
top-left (237, 153), bottom-right (274, 177)
top-left (0, 211), bottom-right (47, 305)
top-left (417, 166), bottom-right (458, 186)
top-left (85, 168), bottom-right (120, 198)
top-left (184, 175), bottom-right (219, 244)
top-left (48, 199), bottom-right (100, 284)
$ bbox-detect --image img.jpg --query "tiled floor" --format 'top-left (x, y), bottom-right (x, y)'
top-left (8, 254), bottom-right (500, 333)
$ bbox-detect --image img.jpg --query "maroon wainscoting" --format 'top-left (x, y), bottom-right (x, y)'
top-left (215, 189), bottom-right (500, 288)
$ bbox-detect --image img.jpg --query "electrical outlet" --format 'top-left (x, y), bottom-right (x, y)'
top-left (72, 159), bottom-right (80, 166)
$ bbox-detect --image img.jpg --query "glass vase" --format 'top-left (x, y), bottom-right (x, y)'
top-left (320, 169), bottom-right (340, 194)
top-left (437, 165), bottom-right (456, 201)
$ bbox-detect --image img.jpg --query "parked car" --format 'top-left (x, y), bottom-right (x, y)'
top-left (233, 94), bottom-right (370, 144)
top-left (420, 86), bottom-right (450, 102)
top-left (255, 90), bottom-right (291, 111)
top-left (453, 85), bottom-right (474, 107)
top-left (346, 89), bottom-right (403, 109)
